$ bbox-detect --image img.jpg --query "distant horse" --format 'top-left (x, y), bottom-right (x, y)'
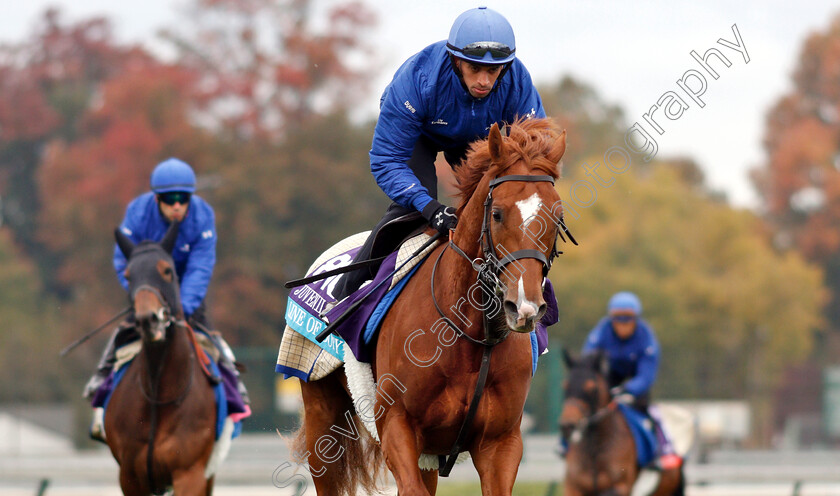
top-left (559, 350), bottom-right (684, 496)
top-left (295, 117), bottom-right (569, 495)
top-left (105, 222), bottom-right (218, 495)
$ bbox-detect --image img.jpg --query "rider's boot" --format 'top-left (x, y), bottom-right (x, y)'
top-left (648, 406), bottom-right (682, 471)
top-left (207, 331), bottom-right (250, 405)
top-left (82, 329), bottom-right (120, 399)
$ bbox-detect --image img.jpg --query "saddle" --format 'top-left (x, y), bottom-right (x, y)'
top-left (276, 230), bottom-right (439, 380)
top-left (369, 211), bottom-right (426, 260)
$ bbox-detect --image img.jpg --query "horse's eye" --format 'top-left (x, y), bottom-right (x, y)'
top-left (163, 268), bottom-right (173, 276)
top-left (492, 209), bottom-right (503, 222)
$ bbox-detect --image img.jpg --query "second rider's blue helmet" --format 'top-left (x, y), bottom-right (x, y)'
top-left (608, 292), bottom-right (642, 315)
top-left (446, 7), bottom-right (516, 65)
top-left (150, 158), bottom-right (196, 194)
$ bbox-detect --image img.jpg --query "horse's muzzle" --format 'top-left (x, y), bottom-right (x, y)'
top-left (503, 299), bottom-right (547, 333)
top-left (136, 308), bottom-right (169, 342)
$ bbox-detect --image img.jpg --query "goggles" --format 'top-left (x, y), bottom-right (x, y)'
top-left (447, 41), bottom-right (515, 61)
top-left (611, 314), bottom-right (636, 323)
top-left (158, 191), bottom-right (192, 206)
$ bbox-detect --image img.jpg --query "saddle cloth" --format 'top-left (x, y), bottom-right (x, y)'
top-left (276, 230), bottom-right (555, 380)
top-left (619, 404), bottom-right (658, 467)
top-left (92, 331), bottom-right (245, 441)
top-left (620, 403), bottom-right (696, 468)
top-left (275, 232), bottom-right (438, 381)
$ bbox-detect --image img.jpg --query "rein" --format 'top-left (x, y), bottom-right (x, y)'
top-left (560, 398), bottom-right (618, 444)
top-left (434, 173), bottom-right (563, 476)
top-left (136, 320), bottom-right (197, 406)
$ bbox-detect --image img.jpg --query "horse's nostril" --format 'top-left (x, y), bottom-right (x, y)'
top-left (504, 300), bottom-right (518, 317)
top-left (537, 303), bottom-right (547, 318)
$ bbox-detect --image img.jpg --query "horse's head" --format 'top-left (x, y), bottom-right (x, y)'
top-left (115, 222), bottom-right (182, 344)
top-left (559, 349), bottom-right (611, 441)
top-left (455, 118), bottom-right (567, 333)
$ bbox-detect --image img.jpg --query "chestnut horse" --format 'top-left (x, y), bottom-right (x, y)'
top-left (106, 222), bottom-right (218, 495)
top-left (559, 351), bottom-right (684, 496)
top-left (295, 118), bottom-right (569, 495)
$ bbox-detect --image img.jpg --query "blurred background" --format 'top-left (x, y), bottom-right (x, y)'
top-left (2, 0), bottom-right (840, 494)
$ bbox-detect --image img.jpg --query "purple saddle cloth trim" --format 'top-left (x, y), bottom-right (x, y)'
top-left (323, 251), bottom-right (401, 362)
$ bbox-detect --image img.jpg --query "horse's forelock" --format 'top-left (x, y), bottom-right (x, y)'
top-left (455, 117), bottom-right (563, 210)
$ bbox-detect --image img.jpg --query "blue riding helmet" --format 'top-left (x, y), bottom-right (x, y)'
top-left (446, 7), bottom-right (516, 65)
top-left (150, 158), bottom-right (196, 194)
top-left (608, 291), bottom-right (642, 315)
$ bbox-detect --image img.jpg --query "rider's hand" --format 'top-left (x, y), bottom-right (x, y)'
top-left (422, 200), bottom-right (458, 236)
top-left (610, 386), bottom-right (635, 405)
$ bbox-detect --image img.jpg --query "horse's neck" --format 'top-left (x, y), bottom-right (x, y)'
top-left (580, 409), bottom-right (624, 461)
top-left (138, 326), bottom-right (195, 394)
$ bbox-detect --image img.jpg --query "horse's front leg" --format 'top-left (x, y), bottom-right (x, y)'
top-left (470, 431), bottom-right (523, 496)
top-left (171, 465), bottom-right (208, 496)
top-left (118, 467), bottom-right (149, 496)
top-left (379, 409), bottom-right (430, 496)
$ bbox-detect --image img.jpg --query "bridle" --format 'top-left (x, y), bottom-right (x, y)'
top-left (130, 277), bottom-right (193, 495)
top-left (432, 173), bottom-right (573, 347)
top-left (431, 173), bottom-right (575, 476)
top-left (560, 393), bottom-right (617, 445)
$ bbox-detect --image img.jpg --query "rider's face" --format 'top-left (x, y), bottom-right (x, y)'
top-left (457, 60), bottom-right (503, 99)
top-left (157, 195), bottom-right (190, 223)
top-left (610, 312), bottom-right (638, 340)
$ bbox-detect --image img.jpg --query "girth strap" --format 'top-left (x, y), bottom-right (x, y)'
top-left (439, 344), bottom-right (494, 477)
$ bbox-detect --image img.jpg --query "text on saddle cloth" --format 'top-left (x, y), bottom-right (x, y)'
top-left (283, 232), bottom-right (438, 364)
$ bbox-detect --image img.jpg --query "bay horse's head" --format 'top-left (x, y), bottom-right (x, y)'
top-left (559, 350), bottom-right (611, 442)
top-left (115, 222), bottom-right (182, 344)
top-left (455, 117), bottom-right (567, 333)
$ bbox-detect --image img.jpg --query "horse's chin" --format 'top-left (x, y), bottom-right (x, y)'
top-left (506, 316), bottom-right (536, 334)
top-left (139, 323), bottom-right (168, 343)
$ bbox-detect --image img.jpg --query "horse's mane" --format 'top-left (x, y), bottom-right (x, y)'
top-left (454, 117), bottom-right (563, 210)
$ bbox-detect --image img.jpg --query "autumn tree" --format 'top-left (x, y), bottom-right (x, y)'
top-left (548, 163), bottom-right (825, 445)
top-left (538, 76), bottom-right (628, 177)
top-left (162, 0), bottom-right (378, 141)
top-left (752, 14), bottom-right (840, 338)
top-left (0, 10), bottom-right (156, 294)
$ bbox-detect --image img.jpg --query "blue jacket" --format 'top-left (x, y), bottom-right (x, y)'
top-left (582, 317), bottom-right (660, 397)
top-left (113, 192), bottom-right (217, 317)
top-left (371, 40), bottom-right (546, 213)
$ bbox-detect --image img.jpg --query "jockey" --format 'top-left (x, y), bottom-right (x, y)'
top-left (83, 158), bottom-right (249, 407)
top-left (333, 6), bottom-right (552, 303)
top-left (581, 291), bottom-right (680, 470)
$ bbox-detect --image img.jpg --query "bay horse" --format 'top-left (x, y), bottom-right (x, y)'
top-left (295, 117), bottom-right (569, 495)
top-left (106, 222), bottom-right (218, 495)
top-left (559, 350), bottom-right (684, 496)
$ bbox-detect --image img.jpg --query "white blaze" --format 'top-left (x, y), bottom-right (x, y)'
top-left (516, 193), bottom-right (542, 229)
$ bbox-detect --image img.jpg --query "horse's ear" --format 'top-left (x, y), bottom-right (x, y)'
top-left (561, 347), bottom-right (574, 369)
top-left (161, 221), bottom-right (180, 254)
top-left (548, 129), bottom-right (567, 167)
top-left (488, 122), bottom-right (505, 163)
top-left (115, 228), bottom-right (134, 259)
